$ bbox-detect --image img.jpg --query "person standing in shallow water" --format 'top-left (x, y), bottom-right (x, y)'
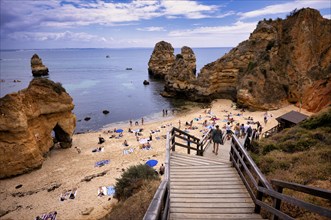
top-left (212, 125), bottom-right (224, 155)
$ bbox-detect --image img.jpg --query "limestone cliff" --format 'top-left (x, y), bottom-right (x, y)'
top-left (163, 8), bottom-right (331, 112)
top-left (148, 41), bottom-right (175, 79)
top-left (31, 54), bottom-right (49, 77)
top-left (0, 78), bottom-right (76, 178)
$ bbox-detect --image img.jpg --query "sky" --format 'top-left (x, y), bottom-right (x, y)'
top-left (0, 0), bottom-right (330, 49)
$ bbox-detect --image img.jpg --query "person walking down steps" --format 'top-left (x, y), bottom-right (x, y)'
top-left (211, 125), bottom-right (224, 155)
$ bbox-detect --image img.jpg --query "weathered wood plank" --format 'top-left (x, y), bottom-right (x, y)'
top-left (171, 153), bottom-right (229, 164)
top-left (171, 202), bottom-right (255, 208)
top-left (169, 213), bottom-right (263, 219)
top-left (171, 167), bottom-right (234, 172)
top-left (171, 207), bottom-right (255, 213)
top-left (171, 177), bottom-right (240, 182)
top-left (171, 164), bottom-right (232, 169)
top-left (171, 188), bottom-right (248, 194)
top-left (170, 173), bottom-right (238, 177)
top-left (171, 181), bottom-right (244, 186)
top-left (170, 197), bottom-right (253, 203)
top-left (171, 184), bottom-right (246, 189)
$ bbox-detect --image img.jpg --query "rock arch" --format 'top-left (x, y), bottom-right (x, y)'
top-left (0, 78), bottom-right (76, 178)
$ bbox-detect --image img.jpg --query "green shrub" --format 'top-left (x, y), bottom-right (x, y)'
top-left (247, 61), bottom-right (257, 71)
top-left (300, 108), bottom-right (331, 129)
top-left (114, 164), bottom-right (159, 201)
top-left (262, 144), bottom-right (278, 155)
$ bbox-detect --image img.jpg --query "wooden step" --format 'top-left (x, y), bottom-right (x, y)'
top-left (170, 194), bottom-right (251, 199)
top-left (171, 202), bottom-right (255, 208)
top-left (171, 207), bottom-right (255, 214)
top-left (171, 188), bottom-right (248, 194)
top-left (171, 184), bottom-right (246, 190)
top-left (169, 213), bottom-right (263, 219)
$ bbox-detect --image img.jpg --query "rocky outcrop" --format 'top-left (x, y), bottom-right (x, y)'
top-left (31, 54), bottom-right (49, 77)
top-left (181, 46), bottom-right (196, 75)
top-left (0, 78), bottom-right (76, 178)
top-left (148, 41), bottom-right (175, 79)
top-left (162, 8), bottom-right (331, 112)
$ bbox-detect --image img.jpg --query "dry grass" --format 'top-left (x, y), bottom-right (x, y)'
top-left (251, 108), bottom-right (331, 219)
top-left (105, 180), bottom-right (160, 220)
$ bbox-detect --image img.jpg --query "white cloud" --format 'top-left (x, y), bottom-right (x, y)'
top-left (239, 0), bottom-right (331, 19)
top-left (136, 26), bottom-right (166, 31)
top-left (169, 21), bottom-right (257, 37)
top-left (323, 14), bottom-right (331, 19)
top-left (1, 0), bottom-right (222, 32)
top-left (8, 31), bottom-right (109, 42)
top-left (161, 0), bottom-right (219, 19)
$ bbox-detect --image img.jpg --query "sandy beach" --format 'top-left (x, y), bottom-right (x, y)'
top-left (0, 99), bottom-right (313, 220)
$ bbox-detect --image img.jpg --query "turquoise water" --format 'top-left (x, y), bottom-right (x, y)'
top-left (0, 48), bottom-right (231, 132)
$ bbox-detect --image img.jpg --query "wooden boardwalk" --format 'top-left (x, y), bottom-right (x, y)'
top-left (168, 139), bottom-right (263, 219)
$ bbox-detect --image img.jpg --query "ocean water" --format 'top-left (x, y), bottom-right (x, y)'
top-left (0, 48), bottom-right (231, 133)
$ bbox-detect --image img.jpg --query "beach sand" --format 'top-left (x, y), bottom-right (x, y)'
top-left (0, 99), bottom-right (312, 220)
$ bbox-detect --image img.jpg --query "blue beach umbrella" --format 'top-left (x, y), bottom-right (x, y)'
top-left (115, 129), bottom-right (124, 133)
top-left (145, 159), bottom-right (158, 167)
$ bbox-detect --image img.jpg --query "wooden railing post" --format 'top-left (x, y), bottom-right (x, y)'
top-left (187, 136), bottom-right (190, 154)
top-left (271, 185), bottom-right (283, 220)
top-left (254, 180), bottom-right (264, 213)
top-left (171, 129), bottom-right (175, 152)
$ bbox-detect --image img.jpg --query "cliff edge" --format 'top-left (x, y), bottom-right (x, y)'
top-left (163, 8), bottom-right (331, 112)
top-left (0, 78), bottom-right (76, 178)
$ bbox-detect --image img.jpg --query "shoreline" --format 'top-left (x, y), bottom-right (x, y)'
top-left (0, 99), bottom-right (313, 220)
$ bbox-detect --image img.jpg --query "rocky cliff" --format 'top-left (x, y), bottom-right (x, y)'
top-left (0, 78), bottom-right (76, 178)
top-left (148, 41), bottom-right (175, 79)
top-left (31, 54), bottom-right (49, 77)
top-left (163, 8), bottom-right (331, 112)
top-left (148, 41), bottom-right (196, 79)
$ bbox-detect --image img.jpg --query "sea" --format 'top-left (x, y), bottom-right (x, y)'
top-left (0, 48), bottom-right (231, 133)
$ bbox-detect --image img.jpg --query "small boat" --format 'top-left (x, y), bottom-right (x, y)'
top-left (106, 55), bottom-right (110, 58)
top-left (126, 68), bottom-right (133, 70)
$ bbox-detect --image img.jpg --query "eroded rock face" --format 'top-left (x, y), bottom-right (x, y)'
top-left (163, 8), bottom-right (331, 112)
top-left (31, 54), bottom-right (49, 77)
top-left (148, 41), bottom-right (175, 79)
top-left (0, 78), bottom-right (76, 178)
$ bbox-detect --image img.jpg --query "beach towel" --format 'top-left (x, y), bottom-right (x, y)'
top-left (95, 159), bottom-right (110, 167)
top-left (98, 186), bottom-right (115, 196)
top-left (37, 211), bottom-right (57, 220)
top-left (123, 148), bottom-right (134, 155)
top-left (106, 186), bottom-right (115, 196)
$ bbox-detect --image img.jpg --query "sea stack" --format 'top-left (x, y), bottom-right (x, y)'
top-left (0, 78), bottom-right (76, 178)
top-left (148, 41), bottom-right (175, 79)
top-left (31, 54), bottom-right (49, 77)
top-left (162, 8), bottom-right (331, 112)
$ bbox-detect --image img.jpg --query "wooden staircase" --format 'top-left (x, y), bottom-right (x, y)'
top-left (169, 152), bottom-right (263, 219)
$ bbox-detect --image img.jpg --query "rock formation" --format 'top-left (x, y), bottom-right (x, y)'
top-left (0, 78), bottom-right (76, 178)
top-left (148, 41), bottom-right (175, 79)
top-left (31, 54), bottom-right (49, 77)
top-left (162, 8), bottom-right (331, 112)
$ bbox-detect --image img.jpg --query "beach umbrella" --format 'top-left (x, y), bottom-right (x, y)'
top-left (145, 159), bottom-right (158, 167)
top-left (115, 129), bottom-right (124, 133)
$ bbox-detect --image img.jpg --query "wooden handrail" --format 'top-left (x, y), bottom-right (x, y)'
top-left (230, 134), bottom-right (331, 219)
top-left (143, 131), bottom-right (171, 220)
top-left (271, 179), bottom-right (331, 200)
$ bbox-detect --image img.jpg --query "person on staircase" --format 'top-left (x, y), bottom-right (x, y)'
top-left (211, 125), bottom-right (224, 155)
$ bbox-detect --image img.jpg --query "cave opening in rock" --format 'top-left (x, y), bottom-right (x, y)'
top-left (52, 124), bottom-right (72, 148)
